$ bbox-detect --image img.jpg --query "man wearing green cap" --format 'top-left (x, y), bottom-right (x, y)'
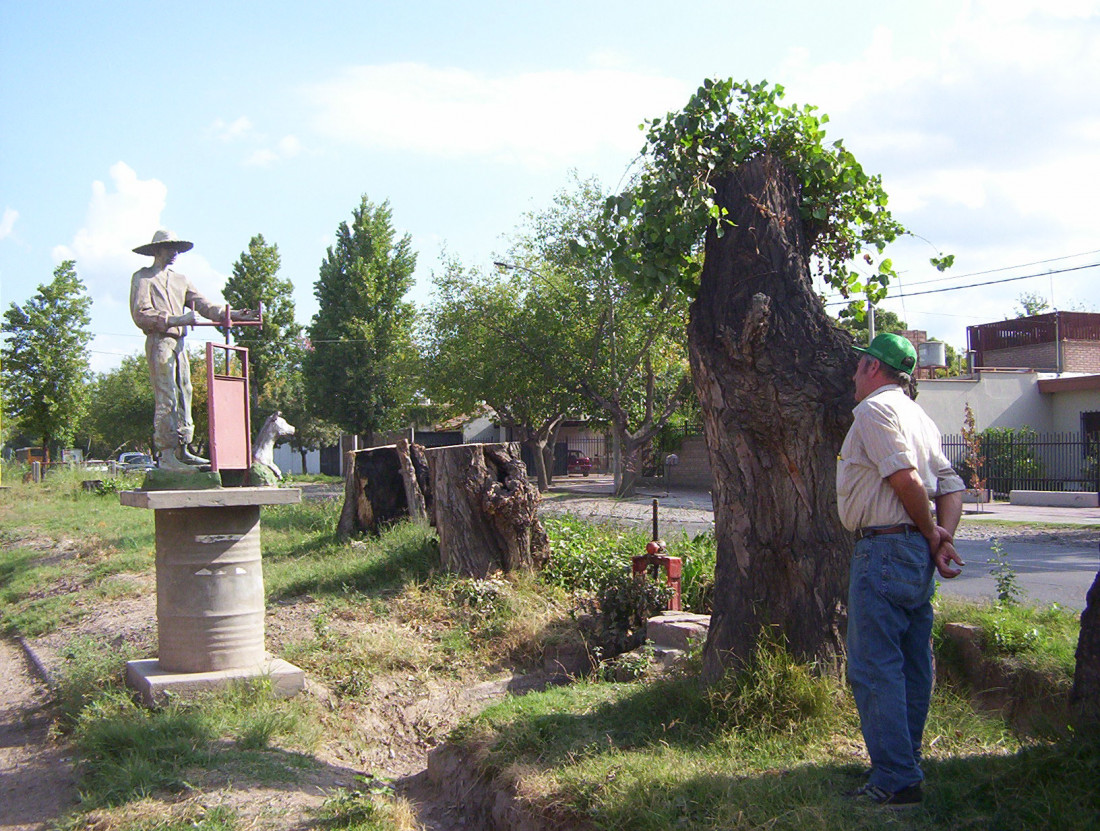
top-left (837, 332), bottom-right (966, 807)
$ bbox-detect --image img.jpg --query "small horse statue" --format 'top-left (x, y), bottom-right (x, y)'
top-left (251, 411), bottom-right (296, 486)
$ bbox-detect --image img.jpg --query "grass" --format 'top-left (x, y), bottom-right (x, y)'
top-left (3, 477), bottom-right (1095, 830)
top-left (452, 653), bottom-right (1095, 830)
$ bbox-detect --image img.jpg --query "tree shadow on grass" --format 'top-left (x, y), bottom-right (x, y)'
top-left (461, 678), bottom-right (1100, 830)
top-left (264, 522), bottom-right (440, 603)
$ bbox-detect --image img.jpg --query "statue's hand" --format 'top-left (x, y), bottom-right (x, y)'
top-left (231, 308), bottom-right (260, 321)
top-left (168, 309), bottom-right (197, 327)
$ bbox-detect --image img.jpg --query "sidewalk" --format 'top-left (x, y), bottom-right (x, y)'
top-left (542, 474), bottom-right (1100, 529)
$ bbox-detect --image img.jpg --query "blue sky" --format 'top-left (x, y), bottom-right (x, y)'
top-left (2, 0), bottom-right (1098, 373)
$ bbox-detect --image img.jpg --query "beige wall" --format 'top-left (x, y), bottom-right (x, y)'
top-left (917, 372), bottom-right (1053, 436)
top-left (1051, 390), bottom-right (1100, 434)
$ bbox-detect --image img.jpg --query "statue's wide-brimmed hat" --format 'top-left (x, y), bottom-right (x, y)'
top-left (133, 229), bottom-right (194, 256)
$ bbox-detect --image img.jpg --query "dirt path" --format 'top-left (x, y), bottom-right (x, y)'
top-left (0, 637), bottom-right (76, 831)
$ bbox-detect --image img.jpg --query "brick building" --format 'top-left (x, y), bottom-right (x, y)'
top-left (967, 311), bottom-right (1100, 372)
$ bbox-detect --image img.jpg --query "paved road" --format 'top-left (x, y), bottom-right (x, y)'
top-left (541, 475), bottom-right (1100, 611)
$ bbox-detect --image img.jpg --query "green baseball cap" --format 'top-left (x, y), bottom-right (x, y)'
top-left (854, 332), bottom-right (917, 373)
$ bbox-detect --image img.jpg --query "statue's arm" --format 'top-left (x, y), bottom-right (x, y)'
top-left (129, 273), bottom-right (171, 333)
top-left (184, 282), bottom-right (227, 323)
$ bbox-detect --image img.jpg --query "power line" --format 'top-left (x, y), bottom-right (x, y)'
top-left (824, 261), bottom-right (1099, 308)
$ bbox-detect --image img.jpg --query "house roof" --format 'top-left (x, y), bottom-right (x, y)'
top-left (1037, 374), bottom-right (1100, 394)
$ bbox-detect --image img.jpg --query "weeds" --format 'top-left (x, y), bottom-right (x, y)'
top-left (989, 537), bottom-right (1024, 606)
top-left (706, 629), bottom-right (840, 735)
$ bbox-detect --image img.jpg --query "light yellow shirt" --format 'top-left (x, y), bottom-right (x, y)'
top-left (836, 385), bottom-right (965, 532)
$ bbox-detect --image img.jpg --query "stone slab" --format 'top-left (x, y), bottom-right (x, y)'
top-left (125, 656), bottom-right (305, 707)
top-left (1009, 490), bottom-right (1099, 508)
top-left (120, 486), bottom-right (302, 510)
top-left (647, 611), bottom-right (711, 651)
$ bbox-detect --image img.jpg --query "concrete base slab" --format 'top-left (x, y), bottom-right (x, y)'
top-left (1009, 490), bottom-right (1099, 508)
top-left (126, 656), bottom-right (305, 707)
top-left (647, 611), bottom-right (711, 651)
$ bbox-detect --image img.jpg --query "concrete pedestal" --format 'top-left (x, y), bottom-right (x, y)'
top-left (126, 656), bottom-right (305, 707)
top-left (121, 487), bottom-right (305, 704)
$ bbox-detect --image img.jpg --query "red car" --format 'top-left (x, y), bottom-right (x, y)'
top-left (567, 449), bottom-right (592, 476)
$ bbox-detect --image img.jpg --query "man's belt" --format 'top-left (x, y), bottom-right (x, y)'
top-left (855, 524), bottom-right (919, 540)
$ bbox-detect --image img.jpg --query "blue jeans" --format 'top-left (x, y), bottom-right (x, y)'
top-left (847, 528), bottom-right (935, 793)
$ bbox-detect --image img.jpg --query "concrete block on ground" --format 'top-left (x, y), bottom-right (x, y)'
top-left (647, 611), bottom-right (710, 651)
top-left (1009, 490), bottom-right (1098, 508)
top-left (126, 656), bottom-right (305, 707)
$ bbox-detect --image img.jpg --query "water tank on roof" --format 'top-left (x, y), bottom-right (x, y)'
top-left (918, 341), bottom-right (947, 368)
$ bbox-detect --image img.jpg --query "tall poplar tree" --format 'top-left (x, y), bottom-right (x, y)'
top-left (2, 260), bottom-right (92, 454)
top-left (223, 234), bottom-right (302, 410)
top-left (305, 196), bottom-right (418, 441)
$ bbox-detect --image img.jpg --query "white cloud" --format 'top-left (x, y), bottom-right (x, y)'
top-left (208, 116), bottom-right (255, 142)
top-left (244, 134), bottom-right (302, 167)
top-left (0, 207), bottom-right (17, 240)
top-left (53, 162), bottom-right (226, 305)
top-left (302, 63), bottom-right (689, 166)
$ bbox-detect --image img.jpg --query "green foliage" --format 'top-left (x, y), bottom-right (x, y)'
top-left (978, 425), bottom-right (1044, 494)
top-left (603, 79), bottom-right (921, 306)
top-left (988, 538), bottom-right (1024, 607)
top-left (706, 629), bottom-right (839, 734)
top-left (305, 196), bottom-right (419, 438)
top-left (2, 259), bottom-right (93, 450)
top-left (541, 515), bottom-right (715, 614)
top-left (223, 234), bottom-right (303, 423)
top-left (82, 353), bottom-right (154, 458)
top-left (517, 174), bottom-right (692, 494)
top-left (836, 307), bottom-right (906, 340)
top-left (579, 569), bottom-right (671, 655)
top-left (319, 781), bottom-right (410, 831)
top-left (541, 515), bottom-right (643, 593)
top-left (1015, 290), bottom-right (1051, 318)
top-left (424, 253), bottom-right (577, 488)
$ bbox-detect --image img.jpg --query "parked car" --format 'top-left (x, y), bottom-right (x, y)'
top-left (567, 449), bottom-right (592, 476)
top-left (117, 452), bottom-right (155, 472)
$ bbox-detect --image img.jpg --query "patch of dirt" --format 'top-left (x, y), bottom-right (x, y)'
top-left (0, 636), bottom-right (78, 831)
top-left (10, 542), bottom-right (555, 831)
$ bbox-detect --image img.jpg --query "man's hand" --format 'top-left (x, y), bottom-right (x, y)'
top-left (167, 309), bottom-right (197, 327)
top-left (932, 539), bottom-right (965, 579)
top-left (230, 308), bottom-right (260, 321)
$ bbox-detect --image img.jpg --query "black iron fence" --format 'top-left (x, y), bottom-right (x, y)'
top-left (942, 432), bottom-right (1100, 497)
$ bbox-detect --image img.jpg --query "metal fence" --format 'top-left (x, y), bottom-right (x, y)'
top-left (942, 432), bottom-right (1100, 496)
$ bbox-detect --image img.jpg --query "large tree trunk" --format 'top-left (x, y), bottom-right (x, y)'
top-left (1071, 568), bottom-right (1100, 730)
top-left (337, 443), bottom-right (431, 537)
top-left (426, 442), bottom-right (548, 577)
top-left (688, 154), bottom-right (857, 684)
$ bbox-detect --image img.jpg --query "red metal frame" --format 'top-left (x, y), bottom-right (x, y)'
top-left (206, 342), bottom-right (251, 473)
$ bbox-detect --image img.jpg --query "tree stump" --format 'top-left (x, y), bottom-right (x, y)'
top-left (1071, 568), bottom-right (1100, 730)
top-left (337, 443), bottom-right (432, 537)
top-left (425, 442), bottom-right (548, 577)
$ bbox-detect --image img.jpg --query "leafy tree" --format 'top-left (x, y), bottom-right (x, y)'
top-left (514, 175), bottom-right (692, 495)
top-left (1, 260), bottom-right (92, 455)
top-left (1014, 291), bottom-right (1051, 318)
top-left (425, 255), bottom-right (578, 491)
top-left (259, 364), bottom-right (340, 474)
top-left (223, 235), bottom-right (302, 420)
top-left (82, 353), bottom-right (154, 458)
top-left (605, 79), bottom-right (943, 679)
top-left (837, 307), bottom-right (907, 340)
top-left (305, 196), bottom-right (418, 442)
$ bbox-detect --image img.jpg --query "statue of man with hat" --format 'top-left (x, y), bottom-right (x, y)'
top-left (130, 230), bottom-right (256, 471)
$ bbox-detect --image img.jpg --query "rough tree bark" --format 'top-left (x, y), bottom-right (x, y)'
top-left (337, 443), bottom-right (431, 537)
top-left (426, 442), bottom-right (549, 577)
top-left (688, 154), bottom-right (858, 684)
top-left (1070, 568), bottom-right (1100, 730)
